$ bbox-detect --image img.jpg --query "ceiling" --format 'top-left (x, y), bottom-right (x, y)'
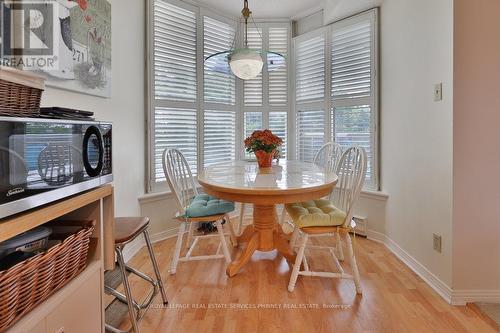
top-left (197, 0), bottom-right (325, 19)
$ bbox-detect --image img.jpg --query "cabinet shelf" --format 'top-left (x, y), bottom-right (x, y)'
top-left (1, 185), bottom-right (114, 333)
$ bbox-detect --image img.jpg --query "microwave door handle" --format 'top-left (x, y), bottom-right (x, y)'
top-left (83, 126), bottom-right (104, 177)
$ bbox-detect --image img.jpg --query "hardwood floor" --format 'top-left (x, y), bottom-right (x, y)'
top-left (111, 222), bottom-right (499, 333)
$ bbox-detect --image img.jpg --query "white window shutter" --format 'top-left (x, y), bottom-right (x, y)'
top-left (296, 110), bottom-right (324, 162)
top-left (333, 105), bottom-right (373, 186)
top-left (244, 28), bottom-right (263, 106)
top-left (243, 112), bottom-right (263, 158)
top-left (153, 1), bottom-right (197, 102)
top-left (330, 11), bottom-right (377, 189)
top-left (204, 16), bottom-right (235, 105)
top-left (154, 107), bottom-right (197, 180)
top-left (204, 110), bottom-right (236, 166)
top-left (295, 35), bottom-right (325, 103)
top-left (331, 19), bottom-right (372, 99)
top-left (244, 112), bottom-right (263, 138)
top-left (152, 1), bottom-right (198, 184)
top-left (269, 27), bottom-right (288, 106)
top-left (269, 112), bottom-right (287, 158)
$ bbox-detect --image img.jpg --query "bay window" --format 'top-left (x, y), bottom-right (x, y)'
top-left (148, 0), bottom-right (378, 192)
top-left (242, 23), bottom-right (290, 159)
top-left (293, 9), bottom-right (378, 189)
top-left (149, 0), bottom-right (238, 191)
top-left (151, 1), bottom-right (198, 185)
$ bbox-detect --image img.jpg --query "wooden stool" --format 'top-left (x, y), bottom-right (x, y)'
top-left (105, 217), bottom-right (168, 333)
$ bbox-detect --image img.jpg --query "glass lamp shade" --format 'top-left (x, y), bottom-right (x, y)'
top-left (229, 49), bottom-right (263, 80)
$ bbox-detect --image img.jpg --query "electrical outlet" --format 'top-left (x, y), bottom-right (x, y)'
top-left (433, 234), bottom-right (442, 253)
top-left (434, 83), bottom-right (443, 101)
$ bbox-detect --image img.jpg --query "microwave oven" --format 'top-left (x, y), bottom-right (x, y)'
top-left (0, 117), bottom-right (112, 219)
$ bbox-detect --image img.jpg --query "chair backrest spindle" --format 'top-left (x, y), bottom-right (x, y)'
top-left (334, 146), bottom-right (367, 227)
top-left (162, 149), bottom-right (198, 215)
top-left (313, 142), bottom-right (343, 174)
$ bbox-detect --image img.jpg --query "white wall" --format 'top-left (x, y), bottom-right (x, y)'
top-left (323, 0), bottom-right (382, 25)
top-left (380, 0), bottom-right (454, 286)
top-left (40, 0), bottom-right (146, 217)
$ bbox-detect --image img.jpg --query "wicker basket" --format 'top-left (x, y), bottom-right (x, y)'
top-left (0, 66), bottom-right (45, 117)
top-left (0, 221), bottom-right (95, 332)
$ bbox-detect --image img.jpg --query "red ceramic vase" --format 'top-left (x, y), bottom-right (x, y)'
top-left (254, 150), bottom-right (274, 168)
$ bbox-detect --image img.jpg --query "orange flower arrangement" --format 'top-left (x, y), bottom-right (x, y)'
top-left (245, 130), bottom-right (282, 167)
top-left (244, 129), bottom-right (283, 154)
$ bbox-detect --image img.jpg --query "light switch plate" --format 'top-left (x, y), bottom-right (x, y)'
top-left (434, 83), bottom-right (443, 101)
top-left (433, 233), bottom-right (442, 253)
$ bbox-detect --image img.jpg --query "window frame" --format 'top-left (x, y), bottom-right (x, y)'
top-left (146, 0), bottom-right (238, 192)
top-left (292, 9), bottom-right (379, 190)
top-left (146, 1), bottom-right (378, 193)
top-left (239, 21), bottom-right (293, 160)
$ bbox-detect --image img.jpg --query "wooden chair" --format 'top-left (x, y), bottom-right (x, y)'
top-left (313, 142), bottom-right (343, 190)
top-left (162, 149), bottom-right (237, 275)
top-left (286, 146), bottom-right (367, 294)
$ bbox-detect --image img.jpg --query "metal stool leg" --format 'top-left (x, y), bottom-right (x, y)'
top-left (143, 229), bottom-right (168, 305)
top-left (116, 246), bottom-right (140, 333)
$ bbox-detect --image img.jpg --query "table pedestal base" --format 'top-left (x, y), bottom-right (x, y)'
top-left (226, 204), bottom-right (296, 277)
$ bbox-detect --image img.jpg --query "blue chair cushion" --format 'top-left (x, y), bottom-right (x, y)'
top-left (185, 194), bottom-right (235, 218)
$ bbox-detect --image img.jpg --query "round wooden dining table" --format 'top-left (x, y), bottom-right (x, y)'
top-left (198, 160), bottom-right (338, 277)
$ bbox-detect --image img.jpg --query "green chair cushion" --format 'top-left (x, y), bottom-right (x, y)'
top-left (185, 194), bottom-right (235, 218)
top-left (285, 199), bottom-right (346, 228)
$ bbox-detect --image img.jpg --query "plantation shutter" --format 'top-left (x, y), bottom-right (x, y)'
top-left (203, 16), bottom-right (236, 166)
top-left (243, 28), bottom-right (263, 106)
top-left (153, 1), bottom-right (197, 101)
top-left (243, 112), bottom-right (262, 158)
top-left (204, 16), bottom-right (235, 104)
top-left (331, 18), bottom-right (371, 99)
top-left (268, 27), bottom-right (288, 106)
top-left (204, 110), bottom-right (236, 166)
top-left (296, 110), bottom-right (324, 162)
top-left (331, 12), bottom-right (376, 189)
top-left (154, 107), bottom-right (197, 181)
top-left (295, 35), bottom-right (325, 103)
top-left (295, 32), bottom-right (326, 161)
top-left (152, 1), bottom-right (198, 183)
top-left (269, 112), bottom-right (287, 158)
top-left (244, 112), bottom-right (263, 138)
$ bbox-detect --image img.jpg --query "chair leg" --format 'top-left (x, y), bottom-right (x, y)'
top-left (215, 219), bottom-right (231, 263)
top-left (143, 229), bottom-right (168, 305)
top-left (238, 203), bottom-right (246, 235)
top-left (225, 214), bottom-right (238, 247)
top-left (169, 222), bottom-right (185, 275)
top-left (336, 232), bottom-right (344, 261)
top-left (290, 226), bottom-right (300, 249)
top-left (116, 246), bottom-right (140, 333)
top-left (288, 233), bottom-right (308, 292)
top-left (346, 233), bottom-right (362, 294)
top-left (186, 222), bottom-right (195, 250)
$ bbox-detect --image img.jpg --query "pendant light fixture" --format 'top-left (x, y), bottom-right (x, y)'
top-left (204, 0), bottom-right (286, 80)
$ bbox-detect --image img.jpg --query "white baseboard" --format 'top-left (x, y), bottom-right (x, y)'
top-left (451, 290), bottom-right (500, 306)
top-left (367, 230), bottom-right (453, 304)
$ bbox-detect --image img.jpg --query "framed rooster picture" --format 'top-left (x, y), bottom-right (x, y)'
top-left (40, 0), bottom-right (112, 98)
